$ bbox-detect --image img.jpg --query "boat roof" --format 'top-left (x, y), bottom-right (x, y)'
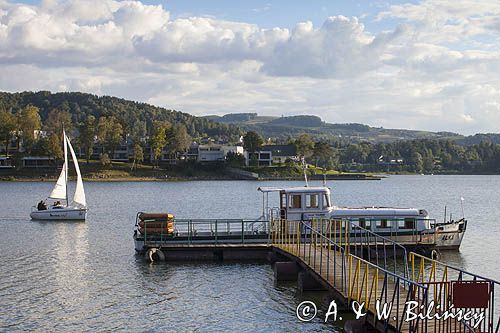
top-left (332, 207), bottom-right (423, 216)
top-left (258, 186), bottom-right (330, 194)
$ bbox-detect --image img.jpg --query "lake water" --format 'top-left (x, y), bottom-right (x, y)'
top-left (1, 176), bottom-right (499, 332)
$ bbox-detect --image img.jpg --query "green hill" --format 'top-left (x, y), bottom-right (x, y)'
top-left (0, 91), bottom-right (242, 140)
top-left (204, 113), bottom-right (464, 143)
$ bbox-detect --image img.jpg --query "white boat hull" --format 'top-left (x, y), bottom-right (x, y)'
top-left (30, 207), bottom-right (87, 220)
top-left (433, 219), bottom-right (467, 250)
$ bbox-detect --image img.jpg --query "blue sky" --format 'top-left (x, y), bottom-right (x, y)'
top-left (1, 0), bottom-right (499, 133)
top-left (17, 0), bottom-right (415, 31)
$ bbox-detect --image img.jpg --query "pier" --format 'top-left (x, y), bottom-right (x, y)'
top-left (134, 217), bottom-right (499, 332)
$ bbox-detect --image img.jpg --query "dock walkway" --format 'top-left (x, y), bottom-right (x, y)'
top-left (272, 219), bottom-right (499, 333)
top-left (134, 217), bottom-right (499, 332)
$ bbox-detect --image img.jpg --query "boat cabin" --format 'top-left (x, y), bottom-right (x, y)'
top-left (258, 186), bottom-right (333, 221)
top-left (258, 186), bottom-right (433, 233)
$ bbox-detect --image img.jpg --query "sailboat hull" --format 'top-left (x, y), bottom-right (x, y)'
top-left (30, 207), bottom-right (87, 220)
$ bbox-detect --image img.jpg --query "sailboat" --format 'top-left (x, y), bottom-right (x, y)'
top-left (30, 130), bottom-right (87, 220)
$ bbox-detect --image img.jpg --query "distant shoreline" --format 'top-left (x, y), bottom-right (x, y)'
top-left (0, 174), bottom-right (384, 182)
top-left (3, 173), bottom-right (500, 182)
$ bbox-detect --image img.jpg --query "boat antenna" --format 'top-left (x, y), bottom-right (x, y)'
top-left (302, 157), bottom-right (308, 187)
top-left (460, 197), bottom-right (465, 219)
top-left (443, 205), bottom-right (447, 224)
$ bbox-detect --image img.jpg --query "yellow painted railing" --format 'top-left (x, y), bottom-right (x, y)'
top-left (270, 218), bottom-right (499, 333)
top-left (271, 218), bottom-right (430, 332)
top-left (409, 252), bottom-right (500, 332)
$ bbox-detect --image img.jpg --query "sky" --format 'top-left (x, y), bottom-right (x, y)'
top-left (0, 0), bottom-right (499, 134)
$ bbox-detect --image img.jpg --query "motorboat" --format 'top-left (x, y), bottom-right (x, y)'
top-left (258, 186), bottom-right (466, 250)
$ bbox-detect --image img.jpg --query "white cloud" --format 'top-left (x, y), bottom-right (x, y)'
top-left (378, 0), bottom-right (500, 43)
top-left (0, 0), bottom-right (499, 134)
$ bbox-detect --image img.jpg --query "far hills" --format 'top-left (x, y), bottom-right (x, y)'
top-left (204, 113), bottom-right (500, 145)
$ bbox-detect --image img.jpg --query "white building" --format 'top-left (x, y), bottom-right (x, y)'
top-left (197, 144), bottom-right (244, 162)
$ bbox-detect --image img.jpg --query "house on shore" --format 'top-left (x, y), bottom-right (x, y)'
top-left (245, 144), bottom-right (298, 166)
top-left (197, 144), bottom-right (244, 163)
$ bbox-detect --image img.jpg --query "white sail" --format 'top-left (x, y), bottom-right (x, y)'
top-left (49, 132), bottom-right (68, 201)
top-left (49, 161), bottom-right (67, 200)
top-left (66, 133), bottom-right (86, 207)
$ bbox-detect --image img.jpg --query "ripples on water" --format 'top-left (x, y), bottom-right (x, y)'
top-left (1, 176), bottom-right (499, 331)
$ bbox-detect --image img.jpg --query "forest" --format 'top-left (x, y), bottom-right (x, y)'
top-left (308, 137), bottom-right (500, 173)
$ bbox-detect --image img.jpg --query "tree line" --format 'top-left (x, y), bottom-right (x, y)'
top-left (0, 105), bottom-right (197, 168)
top-left (243, 131), bottom-right (500, 173)
top-left (0, 91), bottom-right (242, 167)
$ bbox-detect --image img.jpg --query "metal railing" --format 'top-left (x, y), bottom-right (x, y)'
top-left (343, 217), bottom-right (438, 246)
top-left (137, 217), bottom-right (270, 246)
top-left (271, 217), bottom-right (492, 333)
top-left (271, 218), bottom-right (431, 332)
top-left (409, 252), bottom-right (500, 333)
top-left (310, 218), bottom-right (410, 283)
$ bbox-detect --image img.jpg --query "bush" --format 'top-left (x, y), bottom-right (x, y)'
top-left (99, 153), bottom-right (111, 167)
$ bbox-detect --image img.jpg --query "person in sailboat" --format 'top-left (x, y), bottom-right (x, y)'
top-left (37, 200), bottom-right (47, 210)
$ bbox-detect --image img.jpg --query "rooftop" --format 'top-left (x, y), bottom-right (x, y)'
top-left (261, 144), bottom-right (297, 156)
top-left (258, 186), bottom-right (330, 193)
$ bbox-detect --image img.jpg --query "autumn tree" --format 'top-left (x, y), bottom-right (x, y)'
top-left (295, 133), bottom-right (314, 159)
top-left (166, 124), bottom-right (191, 156)
top-left (44, 109), bottom-right (73, 139)
top-left (131, 143), bottom-right (144, 170)
top-left (79, 115), bottom-right (96, 163)
top-left (243, 131), bottom-right (263, 152)
top-left (312, 141), bottom-right (334, 169)
top-left (130, 120), bottom-right (146, 143)
top-left (17, 105), bottom-right (41, 154)
top-left (150, 121), bottom-right (169, 167)
top-left (97, 116), bottom-right (123, 158)
top-left (36, 132), bottom-right (65, 160)
top-left (0, 111), bottom-right (16, 156)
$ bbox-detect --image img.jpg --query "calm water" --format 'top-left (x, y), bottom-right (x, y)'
top-left (1, 176), bottom-right (499, 332)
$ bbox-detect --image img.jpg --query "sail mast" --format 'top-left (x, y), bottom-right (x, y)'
top-left (63, 129), bottom-right (68, 206)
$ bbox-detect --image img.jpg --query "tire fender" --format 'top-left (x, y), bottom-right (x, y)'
top-left (431, 249), bottom-right (440, 260)
top-left (146, 248), bottom-right (165, 263)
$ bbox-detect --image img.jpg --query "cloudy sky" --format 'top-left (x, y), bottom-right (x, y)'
top-left (1, 0), bottom-right (499, 134)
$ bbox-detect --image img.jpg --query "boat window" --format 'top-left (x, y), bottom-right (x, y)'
top-left (289, 194), bottom-right (302, 209)
top-left (359, 218), bottom-right (371, 229)
top-left (405, 218), bottom-right (415, 229)
top-left (306, 194), bottom-right (319, 208)
top-left (376, 219), bottom-right (389, 228)
top-left (399, 218), bottom-right (415, 229)
top-left (323, 194), bottom-right (331, 208)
